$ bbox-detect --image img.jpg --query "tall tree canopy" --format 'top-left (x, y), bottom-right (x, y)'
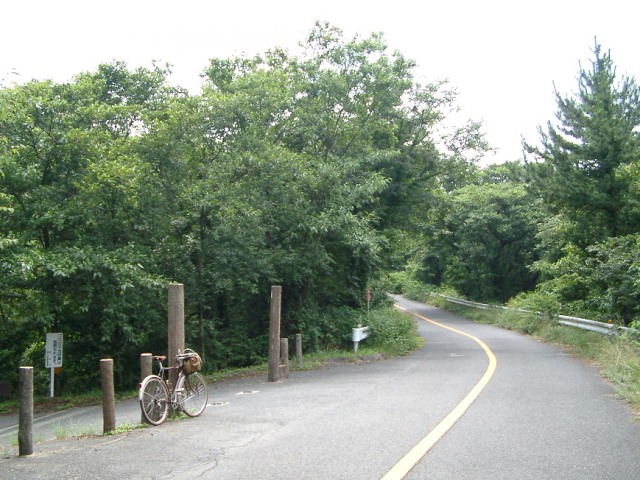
top-left (0, 23), bottom-right (487, 392)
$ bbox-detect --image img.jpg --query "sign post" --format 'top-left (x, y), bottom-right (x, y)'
top-left (45, 333), bottom-right (63, 398)
top-left (366, 289), bottom-right (371, 321)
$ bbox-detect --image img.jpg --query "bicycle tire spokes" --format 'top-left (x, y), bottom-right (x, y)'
top-left (140, 376), bottom-right (170, 425)
top-left (143, 397), bottom-right (165, 423)
top-left (179, 373), bottom-right (208, 417)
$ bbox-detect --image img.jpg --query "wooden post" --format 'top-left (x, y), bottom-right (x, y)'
top-left (268, 286), bottom-right (282, 382)
top-left (140, 353), bottom-right (152, 424)
top-left (100, 359), bottom-right (116, 434)
top-left (18, 366), bottom-right (33, 456)
top-left (295, 333), bottom-right (303, 368)
top-left (168, 283), bottom-right (185, 388)
top-left (280, 337), bottom-right (289, 379)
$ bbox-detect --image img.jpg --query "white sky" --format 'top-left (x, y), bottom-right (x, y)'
top-left (2, 0), bottom-right (639, 163)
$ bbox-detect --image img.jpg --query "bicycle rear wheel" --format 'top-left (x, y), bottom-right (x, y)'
top-left (177, 372), bottom-right (208, 417)
top-left (139, 375), bottom-right (170, 425)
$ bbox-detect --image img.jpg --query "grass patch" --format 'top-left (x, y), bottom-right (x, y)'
top-left (106, 422), bottom-right (142, 435)
top-left (53, 424), bottom-right (100, 440)
top-left (205, 363), bottom-right (269, 382)
top-left (290, 347), bottom-right (380, 370)
top-left (52, 421), bottom-right (142, 440)
top-left (1, 445), bottom-right (14, 459)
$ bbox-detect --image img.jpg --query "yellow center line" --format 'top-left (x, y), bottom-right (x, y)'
top-left (381, 304), bottom-right (498, 480)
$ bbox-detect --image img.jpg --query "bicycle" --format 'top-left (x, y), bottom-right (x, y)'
top-left (139, 349), bottom-right (208, 425)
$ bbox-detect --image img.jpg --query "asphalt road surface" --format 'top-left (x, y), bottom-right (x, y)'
top-left (1, 296), bottom-right (639, 479)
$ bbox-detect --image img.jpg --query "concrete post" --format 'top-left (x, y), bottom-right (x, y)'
top-left (18, 366), bottom-right (33, 456)
top-left (280, 337), bottom-right (289, 379)
top-left (268, 286), bottom-right (282, 382)
top-left (140, 352), bottom-right (153, 380)
top-left (168, 283), bottom-right (185, 388)
top-left (100, 359), bottom-right (116, 434)
top-left (140, 353), bottom-right (152, 424)
top-left (295, 333), bottom-right (303, 368)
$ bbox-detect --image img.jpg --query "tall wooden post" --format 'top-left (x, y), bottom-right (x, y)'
top-left (168, 283), bottom-right (185, 387)
top-left (18, 366), bottom-right (33, 456)
top-left (100, 359), bottom-right (116, 434)
top-left (268, 286), bottom-right (282, 382)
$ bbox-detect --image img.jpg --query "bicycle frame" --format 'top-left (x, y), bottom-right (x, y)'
top-left (139, 353), bottom-right (208, 425)
top-left (151, 357), bottom-right (183, 408)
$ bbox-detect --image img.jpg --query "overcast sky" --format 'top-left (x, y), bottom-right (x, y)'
top-left (2, 0), bottom-right (639, 163)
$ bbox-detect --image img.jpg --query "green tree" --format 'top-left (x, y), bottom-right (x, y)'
top-left (519, 41), bottom-right (640, 323)
top-left (524, 40), bottom-right (640, 244)
top-left (0, 23), bottom-right (492, 391)
top-left (0, 63), bottom-right (179, 391)
top-left (442, 170), bottom-right (542, 302)
top-left (186, 22), bottom-right (489, 362)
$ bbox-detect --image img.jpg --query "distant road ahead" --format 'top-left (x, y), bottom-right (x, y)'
top-left (2, 296), bottom-right (639, 479)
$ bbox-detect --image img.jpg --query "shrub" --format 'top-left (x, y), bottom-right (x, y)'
top-left (367, 308), bottom-right (419, 356)
top-left (294, 306), bottom-right (362, 351)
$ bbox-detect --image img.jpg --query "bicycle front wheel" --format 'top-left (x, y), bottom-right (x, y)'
top-left (177, 372), bottom-right (208, 417)
top-left (139, 375), bottom-right (170, 425)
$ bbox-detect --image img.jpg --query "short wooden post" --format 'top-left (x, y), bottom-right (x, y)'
top-left (140, 353), bottom-right (152, 424)
top-left (295, 333), bottom-right (303, 368)
top-left (100, 359), bottom-right (116, 434)
top-left (280, 337), bottom-right (289, 379)
top-left (168, 283), bottom-right (185, 388)
top-left (18, 366), bottom-right (33, 456)
top-left (268, 286), bottom-right (282, 382)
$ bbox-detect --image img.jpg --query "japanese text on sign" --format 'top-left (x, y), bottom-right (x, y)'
top-left (45, 333), bottom-right (63, 368)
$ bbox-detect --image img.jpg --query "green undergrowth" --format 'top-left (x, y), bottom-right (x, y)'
top-left (1, 306), bottom-right (419, 418)
top-left (405, 288), bottom-right (640, 415)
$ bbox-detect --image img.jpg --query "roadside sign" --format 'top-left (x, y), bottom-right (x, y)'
top-left (45, 333), bottom-right (63, 368)
top-left (46, 333), bottom-right (63, 397)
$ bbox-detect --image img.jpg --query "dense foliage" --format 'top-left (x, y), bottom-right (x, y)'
top-left (0, 23), bottom-right (485, 394)
top-left (395, 40), bottom-right (640, 326)
top-left (3, 27), bottom-right (639, 396)
top-left (520, 41), bottom-right (640, 323)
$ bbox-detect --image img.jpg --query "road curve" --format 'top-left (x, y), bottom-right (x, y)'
top-left (382, 301), bottom-right (498, 479)
top-left (396, 296), bottom-right (640, 479)
top-left (2, 296), bottom-right (639, 479)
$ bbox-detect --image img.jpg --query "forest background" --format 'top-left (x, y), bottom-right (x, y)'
top-left (2, 23), bottom-right (640, 394)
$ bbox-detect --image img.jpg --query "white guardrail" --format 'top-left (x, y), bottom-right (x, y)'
top-left (430, 293), bottom-right (639, 336)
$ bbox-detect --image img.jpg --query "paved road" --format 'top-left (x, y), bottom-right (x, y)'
top-left (1, 296), bottom-right (639, 479)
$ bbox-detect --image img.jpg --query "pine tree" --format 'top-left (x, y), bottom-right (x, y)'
top-left (525, 40), bottom-right (640, 243)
